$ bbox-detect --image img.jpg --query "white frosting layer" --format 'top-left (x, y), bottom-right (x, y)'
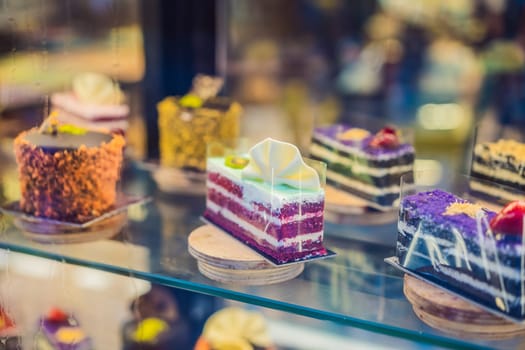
top-left (208, 182), bottom-right (323, 225)
top-left (472, 162), bottom-right (525, 185)
top-left (310, 143), bottom-right (413, 176)
top-left (326, 169), bottom-right (401, 195)
top-left (312, 132), bottom-right (414, 161)
top-left (52, 92), bottom-right (129, 121)
top-left (207, 158), bottom-right (324, 207)
top-left (469, 180), bottom-right (524, 202)
top-left (53, 108), bottom-right (129, 133)
top-left (242, 138), bottom-right (321, 191)
top-left (207, 201), bottom-right (323, 248)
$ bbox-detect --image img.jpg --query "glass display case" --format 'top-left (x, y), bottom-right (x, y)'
top-left (1, 1), bottom-right (525, 349)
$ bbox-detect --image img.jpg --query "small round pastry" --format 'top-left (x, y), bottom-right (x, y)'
top-left (122, 286), bottom-right (190, 350)
top-left (194, 307), bottom-right (275, 350)
top-left (14, 118), bottom-right (125, 223)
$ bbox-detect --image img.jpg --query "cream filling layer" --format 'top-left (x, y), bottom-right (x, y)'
top-left (206, 201), bottom-right (323, 248)
top-left (326, 169), bottom-right (401, 195)
top-left (310, 143), bottom-right (413, 176)
top-left (469, 180), bottom-right (524, 202)
top-left (313, 133), bottom-right (413, 161)
top-left (472, 162), bottom-right (525, 185)
top-left (398, 221), bottom-right (523, 280)
top-left (207, 181), bottom-right (323, 225)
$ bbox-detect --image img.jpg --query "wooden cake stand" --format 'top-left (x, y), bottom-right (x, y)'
top-left (403, 274), bottom-right (525, 339)
top-left (324, 185), bottom-right (397, 225)
top-left (188, 225), bottom-right (304, 285)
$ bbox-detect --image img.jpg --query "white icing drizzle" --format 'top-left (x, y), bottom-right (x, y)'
top-left (450, 227), bottom-right (472, 271)
top-left (475, 210), bottom-right (492, 280)
top-left (476, 213), bottom-right (509, 312)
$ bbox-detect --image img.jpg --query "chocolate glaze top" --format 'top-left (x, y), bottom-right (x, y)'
top-left (22, 128), bottom-right (113, 150)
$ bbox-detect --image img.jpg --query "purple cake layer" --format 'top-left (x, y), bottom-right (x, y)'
top-left (204, 210), bottom-right (326, 264)
top-left (313, 124), bottom-right (413, 157)
top-left (208, 172), bottom-right (322, 216)
top-left (400, 190), bottom-right (496, 239)
top-left (207, 189), bottom-right (324, 240)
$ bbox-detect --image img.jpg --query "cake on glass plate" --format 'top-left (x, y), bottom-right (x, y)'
top-left (203, 138), bottom-right (327, 264)
top-left (310, 124), bottom-right (414, 210)
top-left (14, 115), bottom-right (125, 223)
top-left (51, 72), bottom-right (129, 134)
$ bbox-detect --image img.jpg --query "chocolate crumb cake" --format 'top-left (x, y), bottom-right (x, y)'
top-left (14, 119), bottom-right (125, 223)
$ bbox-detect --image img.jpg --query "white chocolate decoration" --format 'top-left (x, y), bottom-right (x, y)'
top-left (202, 307), bottom-right (272, 350)
top-left (73, 72), bottom-right (124, 105)
top-left (241, 138), bottom-right (321, 191)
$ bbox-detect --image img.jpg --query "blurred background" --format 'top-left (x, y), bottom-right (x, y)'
top-left (2, 1), bottom-right (525, 348)
top-left (1, 0), bottom-right (525, 169)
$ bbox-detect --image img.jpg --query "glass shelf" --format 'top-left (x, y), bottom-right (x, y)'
top-left (0, 163), bottom-right (523, 350)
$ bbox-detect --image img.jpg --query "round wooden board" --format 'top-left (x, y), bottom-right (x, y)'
top-left (324, 185), bottom-right (397, 225)
top-left (403, 274), bottom-right (525, 340)
top-left (16, 213), bottom-right (127, 244)
top-left (188, 225), bottom-right (304, 285)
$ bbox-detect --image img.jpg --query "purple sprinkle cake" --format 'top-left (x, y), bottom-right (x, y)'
top-left (204, 138), bottom-right (327, 264)
top-left (397, 189), bottom-right (525, 319)
top-left (310, 124), bottom-right (414, 210)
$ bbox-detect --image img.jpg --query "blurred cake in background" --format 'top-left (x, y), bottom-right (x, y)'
top-left (122, 285), bottom-right (190, 350)
top-left (35, 307), bottom-right (93, 350)
top-left (14, 114), bottom-right (125, 223)
top-left (51, 72), bottom-right (129, 134)
top-left (471, 139), bottom-right (525, 201)
top-left (157, 75), bottom-right (242, 171)
top-left (0, 305), bottom-right (21, 350)
top-left (310, 124), bottom-right (414, 210)
top-left (194, 307), bottom-right (274, 350)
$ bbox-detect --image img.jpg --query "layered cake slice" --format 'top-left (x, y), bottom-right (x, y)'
top-left (310, 124), bottom-right (415, 210)
top-left (471, 139), bottom-right (525, 201)
top-left (203, 138), bottom-right (326, 264)
top-left (51, 72), bottom-right (129, 134)
top-left (397, 189), bottom-right (525, 318)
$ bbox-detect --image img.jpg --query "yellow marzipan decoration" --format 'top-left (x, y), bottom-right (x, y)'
top-left (444, 202), bottom-right (484, 218)
top-left (336, 128), bottom-right (371, 141)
